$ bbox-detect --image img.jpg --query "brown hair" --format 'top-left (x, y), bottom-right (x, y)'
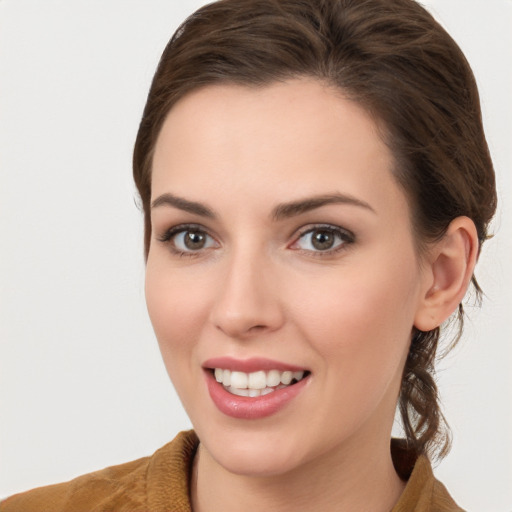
top-left (133, 0), bottom-right (496, 459)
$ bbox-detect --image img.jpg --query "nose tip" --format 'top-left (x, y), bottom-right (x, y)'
top-left (213, 312), bottom-right (275, 339)
top-left (209, 259), bottom-right (284, 340)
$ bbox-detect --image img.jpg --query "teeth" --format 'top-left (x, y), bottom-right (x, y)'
top-left (214, 368), bottom-right (307, 395)
top-left (248, 370), bottom-right (266, 390)
top-left (230, 371), bottom-right (248, 389)
top-left (280, 371), bottom-right (293, 385)
top-left (267, 369), bottom-right (281, 387)
top-left (293, 371), bottom-right (304, 381)
top-left (227, 386), bottom-right (250, 397)
top-left (227, 386), bottom-right (277, 397)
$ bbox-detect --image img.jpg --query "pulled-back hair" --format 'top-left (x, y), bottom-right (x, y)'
top-left (133, 0), bottom-right (496, 459)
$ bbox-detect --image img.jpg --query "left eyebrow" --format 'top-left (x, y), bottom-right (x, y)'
top-left (151, 193), bottom-right (216, 218)
top-left (271, 193), bottom-right (376, 221)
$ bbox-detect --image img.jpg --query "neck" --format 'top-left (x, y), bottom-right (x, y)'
top-left (191, 430), bottom-right (406, 512)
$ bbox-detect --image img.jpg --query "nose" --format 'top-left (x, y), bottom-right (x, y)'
top-left (209, 250), bottom-right (285, 339)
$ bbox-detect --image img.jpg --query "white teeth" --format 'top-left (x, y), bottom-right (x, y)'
top-left (293, 371), bottom-right (304, 381)
top-left (214, 368), bottom-right (307, 396)
top-left (248, 370), bottom-right (266, 390)
top-left (228, 386), bottom-right (277, 397)
top-left (266, 369), bottom-right (281, 387)
top-left (280, 371), bottom-right (293, 385)
top-left (230, 371), bottom-right (248, 389)
top-left (228, 386), bottom-right (250, 397)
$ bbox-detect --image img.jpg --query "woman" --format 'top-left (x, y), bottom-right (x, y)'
top-left (0, 0), bottom-right (500, 510)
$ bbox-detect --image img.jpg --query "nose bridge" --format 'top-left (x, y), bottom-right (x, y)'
top-left (210, 241), bottom-right (284, 338)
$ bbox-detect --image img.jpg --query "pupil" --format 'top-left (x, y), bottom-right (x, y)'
top-left (312, 230), bottom-right (334, 250)
top-left (185, 231), bottom-right (205, 249)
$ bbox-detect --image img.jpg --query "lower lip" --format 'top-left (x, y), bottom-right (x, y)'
top-left (205, 370), bottom-right (309, 420)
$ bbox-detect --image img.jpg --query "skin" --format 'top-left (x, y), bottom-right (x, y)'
top-left (145, 79), bottom-right (477, 512)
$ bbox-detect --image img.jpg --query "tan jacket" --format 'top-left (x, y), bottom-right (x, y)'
top-left (1, 431), bottom-right (464, 511)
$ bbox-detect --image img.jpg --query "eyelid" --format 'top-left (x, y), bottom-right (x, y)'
top-left (157, 223), bottom-right (204, 242)
top-left (156, 222), bottom-right (354, 257)
top-left (157, 223), bottom-right (220, 256)
top-left (289, 224), bottom-right (355, 254)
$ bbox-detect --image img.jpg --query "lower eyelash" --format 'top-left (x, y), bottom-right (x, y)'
top-left (170, 249), bottom-right (200, 258)
top-left (294, 225), bottom-right (355, 255)
top-left (156, 223), bottom-right (354, 257)
top-left (297, 225), bottom-right (355, 241)
top-left (157, 223), bottom-right (203, 243)
top-left (156, 224), bottom-right (210, 258)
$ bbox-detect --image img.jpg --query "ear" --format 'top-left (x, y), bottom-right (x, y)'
top-left (414, 216), bottom-right (479, 332)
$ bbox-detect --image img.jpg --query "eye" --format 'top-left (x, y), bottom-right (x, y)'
top-left (158, 225), bottom-right (219, 255)
top-left (291, 225), bottom-right (354, 253)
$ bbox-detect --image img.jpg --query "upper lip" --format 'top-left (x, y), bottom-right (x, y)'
top-left (202, 356), bottom-right (308, 373)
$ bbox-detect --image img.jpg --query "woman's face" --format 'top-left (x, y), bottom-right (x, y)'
top-left (146, 79), bottom-right (431, 476)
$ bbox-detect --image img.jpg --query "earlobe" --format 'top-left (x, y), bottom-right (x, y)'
top-left (414, 217), bottom-right (479, 332)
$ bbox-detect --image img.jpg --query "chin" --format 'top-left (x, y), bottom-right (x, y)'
top-left (197, 424), bottom-right (309, 477)
top-left (214, 444), bottom-right (303, 477)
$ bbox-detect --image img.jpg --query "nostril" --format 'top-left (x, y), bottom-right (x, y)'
top-left (249, 325), bottom-right (267, 332)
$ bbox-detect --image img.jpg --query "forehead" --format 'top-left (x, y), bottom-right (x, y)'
top-left (151, 79), bottom-right (406, 220)
top-left (155, 79), bottom-right (385, 160)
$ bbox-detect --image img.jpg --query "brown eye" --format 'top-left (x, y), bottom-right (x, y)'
top-left (183, 230), bottom-right (207, 250)
top-left (160, 226), bottom-right (218, 254)
top-left (311, 229), bottom-right (336, 250)
top-left (292, 225), bottom-right (354, 254)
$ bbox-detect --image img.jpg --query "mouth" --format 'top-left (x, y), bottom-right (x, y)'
top-left (202, 357), bottom-right (311, 419)
top-left (211, 368), bottom-right (309, 397)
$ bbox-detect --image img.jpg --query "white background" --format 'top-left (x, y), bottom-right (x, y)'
top-left (0, 1), bottom-right (511, 510)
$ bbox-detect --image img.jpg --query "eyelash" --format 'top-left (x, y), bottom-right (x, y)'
top-left (290, 224), bottom-right (355, 256)
top-left (157, 223), bottom-right (355, 258)
top-left (157, 223), bottom-right (218, 258)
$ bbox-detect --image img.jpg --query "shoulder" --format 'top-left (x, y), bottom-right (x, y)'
top-left (0, 457), bottom-right (149, 512)
top-left (0, 431), bottom-right (199, 512)
top-left (430, 478), bottom-right (466, 512)
top-left (391, 440), bottom-right (465, 512)
top-left (393, 457), bottom-right (465, 511)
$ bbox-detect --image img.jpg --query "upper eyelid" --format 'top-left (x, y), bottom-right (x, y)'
top-left (158, 224), bottom-right (220, 258)
top-left (293, 223), bottom-right (354, 239)
top-left (159, 222), bottom-right (209, 233)
top-left (156, 222), bottom-right (354, 247)
top-left (289, 224), bottom-right (355, 252)
top-left (157, 223), bottom-right (215, 242)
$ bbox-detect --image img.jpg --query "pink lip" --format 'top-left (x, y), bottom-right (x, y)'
top-left (202, 356), bottom-right (307, 373)
top-left (203, 362), bottom-right (310, 420)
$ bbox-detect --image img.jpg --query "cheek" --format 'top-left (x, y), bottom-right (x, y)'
top-left (292, 252), bottom-right (421, 373)
top-left (144, 260), bottom-right (213, 376)
top-left (289, 258), bottom-right (421, 435)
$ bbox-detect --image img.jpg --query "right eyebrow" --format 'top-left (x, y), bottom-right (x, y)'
top-left (151, 193), bottom-right (216, 219)
top-left (271, 193), bottom-right (376, 221)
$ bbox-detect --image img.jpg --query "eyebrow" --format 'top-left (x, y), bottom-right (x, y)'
top-left (271, 193), bottom-right (376, 220)
top-left (151, 193), bottom-right (216, 218)
top-left (151, 192), bottom-right (375, 220)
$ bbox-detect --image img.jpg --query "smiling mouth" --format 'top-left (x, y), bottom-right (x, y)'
top-left (212, 368), bottom-right (309, 397)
